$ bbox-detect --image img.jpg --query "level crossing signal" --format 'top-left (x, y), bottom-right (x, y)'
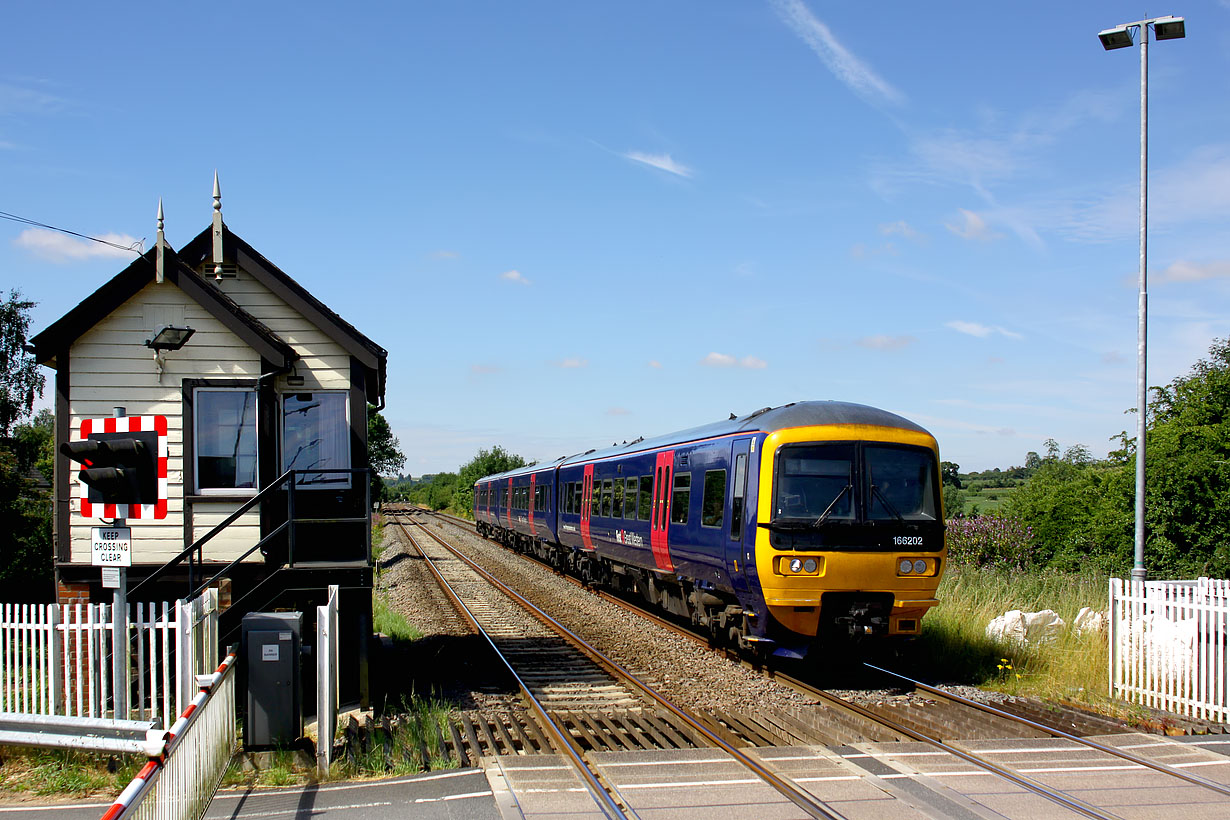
top-left (61, 415), bottom-right (168, 520)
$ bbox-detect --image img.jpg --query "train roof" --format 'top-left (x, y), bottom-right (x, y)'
top-left (474, 401), bottom-right (932, 485)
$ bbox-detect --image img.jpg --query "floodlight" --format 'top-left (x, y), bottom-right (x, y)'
top-left (1153, 16), bottom-right (1186, 41)
top-left (1098, 25), bottom-right (1134, 50)
top-left (145, 325), bottom-right (195, 351)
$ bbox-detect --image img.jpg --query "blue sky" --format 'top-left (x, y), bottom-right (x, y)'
top-left (5, 1), bottom-right (1230, 477)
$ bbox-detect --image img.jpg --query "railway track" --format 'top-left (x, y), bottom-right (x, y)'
top-left (384, 505), bottom-right (1230, 819)
top-left (389, 512), bottom-right (855, 820)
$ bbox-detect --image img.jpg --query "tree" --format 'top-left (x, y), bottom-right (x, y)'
top-left (456, 446), bottom-right (527, 516)
top-left (367, 405), bottom-right (406, 502)
top-left (0, 291), bottom-right (45, 437)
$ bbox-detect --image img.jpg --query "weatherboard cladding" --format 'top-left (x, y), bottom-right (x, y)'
top-left (481, 402), bottom-right (932, 483)
top-left (64, 281), bottom-right (262, 564)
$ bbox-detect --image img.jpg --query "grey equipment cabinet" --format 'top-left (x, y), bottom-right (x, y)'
top-left (242, 612), bottom-right (303, 748)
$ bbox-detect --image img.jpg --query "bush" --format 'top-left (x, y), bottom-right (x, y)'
top-left (946, 514), bottom-right (1034, 568)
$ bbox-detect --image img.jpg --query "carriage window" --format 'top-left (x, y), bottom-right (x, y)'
top-left (775, 444), bottom-right (855, 521)
top-left (731, 454), bottom-right (747, 540)
top-left (574, 482), bottom-right (583, 515)
top-left (866, 446), bottom-right (938, 521)
top-left (625, 478), bottom-right (638, 519)
top-left (613, 479), bottom-right (625, 519)
top-left (600, 479), bottom-right (613, 517)
top-left (591, 479), bottom-right (601, 517)
top-left (702, 469), bottom-right (726, 528)
top-left (639, 475), bottom-right (653, 520)
top-left (671, 472), bottom-right (691, 525)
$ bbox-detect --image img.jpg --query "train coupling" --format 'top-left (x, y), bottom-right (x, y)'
top-left (834, 605), bottom-right (889, 637)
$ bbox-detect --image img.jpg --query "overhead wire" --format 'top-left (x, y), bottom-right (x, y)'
top-left (0, 209), bottom-right (145, 255)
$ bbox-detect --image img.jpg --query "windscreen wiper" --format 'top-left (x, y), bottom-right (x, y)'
top-left (870, 483), bottom-right (904, 521)
top-left (813, 484), bottom-right (852, 526)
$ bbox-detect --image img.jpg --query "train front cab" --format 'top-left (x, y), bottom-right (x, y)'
top-left (752, 424), bottom-right (945, 656)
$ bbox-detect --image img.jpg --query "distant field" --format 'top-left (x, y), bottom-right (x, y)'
top-left (957, 481), bottom-right (1020, 516)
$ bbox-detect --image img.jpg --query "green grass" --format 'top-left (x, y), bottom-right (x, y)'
top-left (0, 748), bottom-right (144, 799)
top-left (373, 593), bottom-right (423, 642)
top-left (960, 485), bottom-right (1019, 515)
top-left (911, 563), bottom-right (1109, 704)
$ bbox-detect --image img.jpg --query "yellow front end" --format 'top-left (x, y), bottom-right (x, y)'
top-left (754, 424), bottom-right (946, 640)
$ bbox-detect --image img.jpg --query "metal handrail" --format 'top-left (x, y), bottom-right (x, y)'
top-left (128, 468), bottom-right (372, 600)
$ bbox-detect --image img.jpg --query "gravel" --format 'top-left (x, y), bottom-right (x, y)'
top-left (376, 514), bottom-right (965, 717)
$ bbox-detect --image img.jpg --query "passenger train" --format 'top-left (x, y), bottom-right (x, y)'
top-left (473, 401), bottom-right (945, 660)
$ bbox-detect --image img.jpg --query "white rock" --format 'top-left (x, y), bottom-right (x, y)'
top-left (986, 608), bottom-right (1065, 646)
top-left (1073, 607), bottom-right (1107, 636)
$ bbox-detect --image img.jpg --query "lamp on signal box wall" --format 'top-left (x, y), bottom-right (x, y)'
top-left (144, 325), bottom-right (195, 351)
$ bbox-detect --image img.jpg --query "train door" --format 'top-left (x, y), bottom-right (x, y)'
top-left (650, 450), bottom-right (675, 571)
top-left (725, 439), bottom-right (752, 593)
top-left (580, 465), bottom-right (594, 550)
top-left (529, 473), bottom-right (537, 536)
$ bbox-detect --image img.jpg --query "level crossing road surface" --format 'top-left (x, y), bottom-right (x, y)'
top-left (4, 733), bottom-right (1230, 820)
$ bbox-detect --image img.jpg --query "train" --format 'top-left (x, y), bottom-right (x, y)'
top-left (472, 401), bottom-right (945, 661)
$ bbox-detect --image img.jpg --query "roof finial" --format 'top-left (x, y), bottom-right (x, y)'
top-left (155, 198), bottom-right (166, 284)
top-left (211, 170), bottom-right (224, 281)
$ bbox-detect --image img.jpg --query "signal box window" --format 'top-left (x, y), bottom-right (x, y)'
top-left (282, 392), bottom-right (350, 487)
top-left (701, 469), bottom-right (726, 528)
top-left (195, 389), bottom-right (257, 493)
top-left (671, 472), bottom-right (691, 525)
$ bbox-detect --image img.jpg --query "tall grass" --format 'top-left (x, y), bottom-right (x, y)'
top-left (911, 563), bottom-right (1110, 704)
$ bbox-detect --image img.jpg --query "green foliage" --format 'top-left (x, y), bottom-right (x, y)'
top-left (0, 290), bottom-right (45, 438)
top-left (455, 445), bottom-right (527, 516)
top-left (366, 405), bottom-right (406, 502)
top-left (945, 514), bottom-right (1034, 568)
top-left (990, 338), bottom-right (1230, 577)
top-left (0, 295), bottom-right (53, 602)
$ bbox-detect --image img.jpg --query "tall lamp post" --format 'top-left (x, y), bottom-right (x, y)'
top-left (1098, 15), bottom-right (1186, 583)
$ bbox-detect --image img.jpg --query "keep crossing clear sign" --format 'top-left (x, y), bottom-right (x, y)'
top-left (91, 526), bottom-right (132, 567)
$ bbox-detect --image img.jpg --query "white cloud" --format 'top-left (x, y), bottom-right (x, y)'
top-left (701, 352), bottom-right (767, 369)
top-left (648, 360), bottom-right (662, 369)
top-left (1157, 259), bottom-right (1230, 283)
top-left (770, 0), bottom-right (902, 106)
top-left (945, 320), bottom-right (1023, 340)
top-left (500, 269), bottom-right (531, 285)
top-left (607, 407), bottom-right (631, 416)
top-left (623, 151), bottom-right (693, 178)
top-left (555, 357), bottom-right (588, 369)
top-left (945, 209), bottom-right (1002, 241)
top-left (430, 250), bottom-right (459, 260)
top-left (879, 220), bottom-right (921, 240)
top-left (856, 334), bottom-right (916, 351)
top-left (14, 228), bottom-right (140, 262)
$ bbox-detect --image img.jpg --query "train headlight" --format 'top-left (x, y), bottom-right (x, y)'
top-left (899, 558), bottom-right (914, 574)
top-left (897, 557), bottom-right (932, 576)
top-left (913, 559), bottom-right (927, 574)
top-left (775, 555), bottom-right (822, 576)
top-left (790, 558), bottom-right (803, 573)
top-left (803, 558), bottom-right (817, 573)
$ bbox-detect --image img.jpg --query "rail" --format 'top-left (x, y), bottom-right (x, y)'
top-left (396, 513), bottom-right (849, 820)
top-left (100, 650), bottom-right (239, 820)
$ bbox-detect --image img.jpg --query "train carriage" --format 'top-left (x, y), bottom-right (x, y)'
top-left (474, 401), bottom-right (945, 661)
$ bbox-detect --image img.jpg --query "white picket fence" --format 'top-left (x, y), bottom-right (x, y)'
top-left (1110, 577), bottom-right (1230, 723)
top-left (315, 584), bottom-right (340, 775)
top-left (0, 590), bottom-right (219, 731)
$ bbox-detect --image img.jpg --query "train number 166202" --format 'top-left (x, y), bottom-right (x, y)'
top-left (892, 536), bottom-right (924, 546)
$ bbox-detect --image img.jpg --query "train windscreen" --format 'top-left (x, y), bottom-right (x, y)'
top-left (865, 445), bottom-right (938, 522)
top-left (774, 444), bottom-right (855, 521)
